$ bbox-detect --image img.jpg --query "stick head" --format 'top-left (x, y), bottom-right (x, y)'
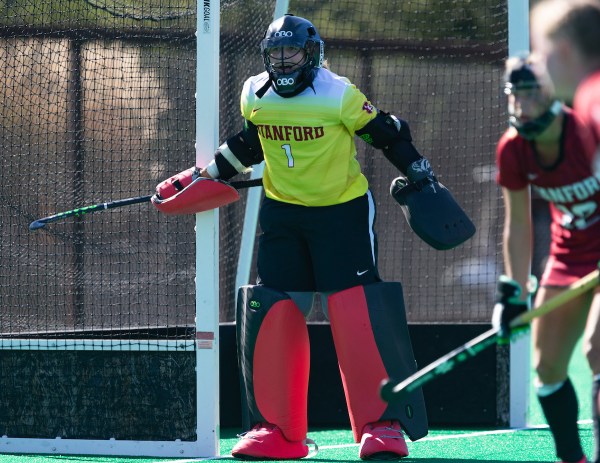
top-left (29, 221), bottom-right (46, 231)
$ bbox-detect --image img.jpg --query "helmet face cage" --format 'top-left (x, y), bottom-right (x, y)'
top-left (504, 59), bottom-right (559, 140)
top-left (261, 15), bottom-right (324, 95)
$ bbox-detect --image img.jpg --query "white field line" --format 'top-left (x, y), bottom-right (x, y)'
top-left (153, 420), bottom-right (593, 462)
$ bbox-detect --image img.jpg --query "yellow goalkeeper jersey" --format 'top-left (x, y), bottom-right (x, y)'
top-left (240, 68), bottom-right (377, 206)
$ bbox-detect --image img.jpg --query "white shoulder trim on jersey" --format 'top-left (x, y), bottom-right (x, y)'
top-left (241, 72), bottom-right (270, 116)
top-left (310, 68), bottom-right (355, 98)
top-left (314, 68), bottom-right (352, 85)
top-left (244, 72), bottom-right (270, 96)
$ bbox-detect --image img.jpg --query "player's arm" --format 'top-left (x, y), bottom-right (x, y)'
top-left (501, 186), bottom-right (533, 297)
top-left (356, 110), bottom-right (475, 250)
top-left (198, 119), bottom-right (264, 180)
top-left (355, 111), bottom-right (433, 181)
top-left (491, 186), bottom-right (535, 341)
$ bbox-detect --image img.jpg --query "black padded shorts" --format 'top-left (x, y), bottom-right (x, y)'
top-left (256, 191), bottom-right (380, 292)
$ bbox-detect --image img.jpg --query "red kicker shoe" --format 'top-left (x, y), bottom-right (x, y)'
top-left (231, 422), bottom-right (316, 460)
top-left (359, 420), bottom-right (409, 460)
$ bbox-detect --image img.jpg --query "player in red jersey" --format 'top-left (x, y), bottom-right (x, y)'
top-left (495, 55), bottom-right (600, 463)
top-left (530, 2), bottom-right (600, 462)
top-left (530, 0), bottom-right (600, 175)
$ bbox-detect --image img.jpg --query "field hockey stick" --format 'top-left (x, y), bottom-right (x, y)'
top-left (29, 178), bottom-right (263, 231)
top-left (380, 267), bottom-right (600, 403)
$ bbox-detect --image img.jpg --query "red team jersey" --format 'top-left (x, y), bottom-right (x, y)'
top-left (574, 70), bottom-right (600, 175)
top-left (496, 108), bottom-right (600, 286)
top-left (574, 70), bottom-right (600, 149)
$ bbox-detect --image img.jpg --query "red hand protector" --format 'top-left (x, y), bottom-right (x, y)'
top-left (151, 169), bottom-right (240, 215)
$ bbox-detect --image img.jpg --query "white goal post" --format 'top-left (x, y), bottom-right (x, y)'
top-left (195, 0), bottom-right (222, 457)
top-left (195, 0), bottom-right (289, 457)
top-left (507, 0), bottom-right (531, 429)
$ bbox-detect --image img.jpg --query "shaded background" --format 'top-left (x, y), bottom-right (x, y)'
top-left (0, 0), bottom-right (552, 333)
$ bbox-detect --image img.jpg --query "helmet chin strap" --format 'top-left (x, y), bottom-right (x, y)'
top-left (255, 77), bottom-right (273, 99)
top-left (510, 100), bottom-right (562, 140)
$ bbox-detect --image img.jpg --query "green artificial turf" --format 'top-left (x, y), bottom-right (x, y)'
top-left (1, 339), bottom-right (593, 462)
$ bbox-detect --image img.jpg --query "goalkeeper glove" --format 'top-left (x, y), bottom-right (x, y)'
top-left (492, 275), bottom-right (537, 344)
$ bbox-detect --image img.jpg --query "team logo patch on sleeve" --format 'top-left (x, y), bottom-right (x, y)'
top-left (362, 101), bottom-right (374, 113)
top-left (359, 133), bottom-right (373, 144)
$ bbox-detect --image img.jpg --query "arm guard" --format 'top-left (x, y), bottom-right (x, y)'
top-left (358, 110), bottom-right (475, 250)
top-left (210, 120), bottom-right (264, 180)
top-left (356, 111), bottom-right (422, 175)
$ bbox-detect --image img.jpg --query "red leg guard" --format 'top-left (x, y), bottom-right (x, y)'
top-left (328, 282), bottom-right (427, 443)
top-left (237, 286), bottom-right (310, 442)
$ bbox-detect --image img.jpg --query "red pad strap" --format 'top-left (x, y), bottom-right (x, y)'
top-left (328, 286), bottom-right (388, 442)
top-left (151, 169), bottom-right (240, 215)
top-left (254, 299), bottom-right (310, 442)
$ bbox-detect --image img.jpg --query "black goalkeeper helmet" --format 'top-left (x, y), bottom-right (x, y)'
top-left (504, 55), bottom-right (562, 140)
top-left (260, 14), bottom-right (324, 97)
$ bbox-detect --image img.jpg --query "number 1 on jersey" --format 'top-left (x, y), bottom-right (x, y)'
top-left (281, 144), bottom-right (294, 167)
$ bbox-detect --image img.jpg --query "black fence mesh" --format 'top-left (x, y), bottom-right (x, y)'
top-left (0, 1), bottom-right (556, 330)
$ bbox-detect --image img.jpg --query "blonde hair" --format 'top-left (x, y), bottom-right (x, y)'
top-left (532, 0), bottom-right (600, 62)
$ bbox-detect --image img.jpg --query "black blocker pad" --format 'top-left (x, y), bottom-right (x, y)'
top-left (391, 176), bottom-right (476, 250)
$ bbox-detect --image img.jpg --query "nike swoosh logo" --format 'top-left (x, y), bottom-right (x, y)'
top-left (357, 270), bottom-right (369, 276)
top-left (252, 107), bottom-right (262, 114)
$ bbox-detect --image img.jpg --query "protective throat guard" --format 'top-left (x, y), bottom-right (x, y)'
top-left (391, 176), bottom-right (475, 250)
top-left (509, 100), bottom-right (562, 140)
top-left (151, 167), bottom-right (240, 215)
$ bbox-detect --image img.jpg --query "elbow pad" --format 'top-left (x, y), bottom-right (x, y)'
top-left (356, 111), bottom-right (410, 149)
